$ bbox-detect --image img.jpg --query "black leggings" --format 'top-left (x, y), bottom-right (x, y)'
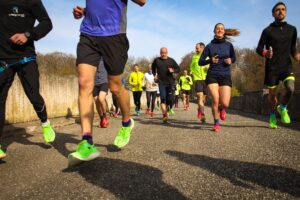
top-left (0, 61), bottom-right (48, 138)
top-left (133, 91), bottom-right (142, 111)
top-left (146, 91), bottom-right (157, 112)
top-left (175, 95), bottom-right (179, 105)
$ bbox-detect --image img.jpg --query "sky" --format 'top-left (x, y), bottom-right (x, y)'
top-left (36, 0), bottom-right (300, 63)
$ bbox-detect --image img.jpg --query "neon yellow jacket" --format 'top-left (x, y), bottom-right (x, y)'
top-left (175, 83), bottom-right (181, 96)
top-left (189, 53), bottom-right (209, 81)
top-left (129, 71), bottom-right (144, 92)
top-left (179, 75), bottom-right (193, 91)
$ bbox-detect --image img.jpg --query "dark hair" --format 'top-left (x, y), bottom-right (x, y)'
top-left (214, 23), bottom-right (240, 41)
top-left (272, 2), bottom-right (286, 13)
top-left (197, 42), bottom-right (205, 47)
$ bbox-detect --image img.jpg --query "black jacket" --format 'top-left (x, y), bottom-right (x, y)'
top-left (152, 57), bottom-right (180, 86)
top-left (0, 0), bottom-right (52, 59)
top-left (256, 21), bottom-right (297, 73)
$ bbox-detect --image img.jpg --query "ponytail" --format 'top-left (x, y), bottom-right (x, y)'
top-left (214, 23), bottom-right (240, 41)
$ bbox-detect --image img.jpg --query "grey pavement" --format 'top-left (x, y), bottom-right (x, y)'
top-left (0, 104), bottom-right (300, 200)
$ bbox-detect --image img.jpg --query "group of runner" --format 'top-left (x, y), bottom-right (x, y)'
top-left (0, 1), bottom-right (299, 165)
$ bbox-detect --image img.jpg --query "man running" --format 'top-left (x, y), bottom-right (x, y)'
top-left (69, 0), bottom-right (146, 164)
top-left (179, 70), bottom-right (193, 111)
top-left (256, 2), bottom-right (300, 129)
top-left (190, 42), bottom-right (209, 122)
top-left (152, 47), bottom-right (180, 123)
top-left (143, 64), bottom-right (158, 117)
top-left (94, 60), bottom-right (109, 128)
top-left (129, 64), bottom-right (144, 116)
top-left (0, 0), bottom-right (55, 159)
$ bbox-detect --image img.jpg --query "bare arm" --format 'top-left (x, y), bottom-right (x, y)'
top-left (131, 0), bottom-right (146, 6)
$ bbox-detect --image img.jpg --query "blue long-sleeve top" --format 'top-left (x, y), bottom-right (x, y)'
top-left (199, 38), bottom-right (236, 77)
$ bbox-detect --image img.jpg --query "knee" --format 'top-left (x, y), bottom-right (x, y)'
top-left (78, 76), bottom-right (94, 91)
top-left (109, 83), bottom-right (122, 96)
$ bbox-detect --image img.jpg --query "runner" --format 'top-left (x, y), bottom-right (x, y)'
top-left (0, 0), bottom-right (55, 159)
top-left (256, 2), bottom-right (300, 129)
top-left (143, 64), bottom-right (158, 117)
top-left (69, 0), bottom-right (146, 165)
top-left (190, 42), bottom-right (209, 122)
top-left (129, 64), bottom-right (144, 116)
top-left (152, 47), bottom-right (180, 123)
top-left (179, 70), bottom-right (193, 111)
top-left (93, 60), bottom-right (109, 128)
top-left (174, 81), bottom-right (181, 108)
top-left (199, 23), bottom-right (239, 132)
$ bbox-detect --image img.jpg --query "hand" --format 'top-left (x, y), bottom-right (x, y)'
top-left (73, 6), bottom-right (85, 19)
top-left (168, 67), bottom-right (175, 73)
top-left (294, 52), bottom-right (300, 61)
top-left (224, 58), bottom-right (232, 65)
top-left (267, 50), bottom-right (273, 59)
top-left (10, 33), bottom-right (28, 45)
top-left (212, 55), bottom-right (219, 64)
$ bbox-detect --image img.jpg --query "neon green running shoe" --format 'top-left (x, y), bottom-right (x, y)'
top-left (0, 145), bottom-right (6, 159)
top-left (277, 105), bottom-right (291, 124)
top-left (269, 115), bottom-right (278, 129)
top-left (42, 121), bottom-right (55, 143)
top-left (114, 119), bottom-right (135, 148)
top-left (68, 140), bottom-right (100, 166)
top-left (168, 108), bottom-right (175, 115)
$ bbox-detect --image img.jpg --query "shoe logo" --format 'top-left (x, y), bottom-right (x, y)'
top-left (12, 6), bottom-right (19, 14)
top-left (9, 6), bottom-right (25, 17)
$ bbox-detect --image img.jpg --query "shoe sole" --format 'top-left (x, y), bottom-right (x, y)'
top-left (68, 151), bottom-right (100, 167)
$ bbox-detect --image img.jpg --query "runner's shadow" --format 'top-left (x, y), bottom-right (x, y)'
top-left (133, 118), bottom-right (212, 130)
top-left (165, 150), bottom-right (300, 197)
top-left (63, 157), bottom-right (188, 200)
top-left (1, 124), bottom-right (51, 152)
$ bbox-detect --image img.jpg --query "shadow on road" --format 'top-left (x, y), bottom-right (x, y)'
top-left (165, 150), bottom-right (300, 197)
top-left (1, 124), bottom-right (51, 152)
top-left (226, 109), bottom-right (300, 132)
top-left (63, 157), bottom-right (188, 200)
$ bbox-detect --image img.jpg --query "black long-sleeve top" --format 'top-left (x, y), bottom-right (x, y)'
top-left (0, 0), bottom-right (53, 59)
top-left (152, 57), bottom-right (180, 86)
top-left (199, 38), bottom-right (236, 77)
top-left (256, 21), bottom-right (297, 73)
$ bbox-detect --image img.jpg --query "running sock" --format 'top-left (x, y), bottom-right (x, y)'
top-left (280, 104), bottom-right (287, 110)
top-left (270, 112), bottom-right (276, 118)
top-left (163, 113), bottom-right (168, 118)
top-left (214, 119), bottom-right (220, 125)
top-left (82, 133), bottom-right (93, 145)
top-left (103, 112), bottom-right (107, 117)
top-left (122, 119), bottom-right (131, 127)
top-left (41, 120), bottom-right (49, 126)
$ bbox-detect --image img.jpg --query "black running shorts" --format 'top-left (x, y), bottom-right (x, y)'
top-left (195, 80), bottom-right (208, 94)
top-left (93, 83), bottom-right (109, 97)
top-left (76, 33), bottom-right (129, 76)
top-left (205, 75), bottom-right (232, 87)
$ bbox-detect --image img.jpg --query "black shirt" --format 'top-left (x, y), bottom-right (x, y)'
top-left (256, 21), bottom-right (297, 73)
top-left (152, 57), bottom-right (180, 85)
top-left (0, 0), bottom-right (52, 59)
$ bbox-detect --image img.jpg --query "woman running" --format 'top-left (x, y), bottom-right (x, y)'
top-left (199, 23), bottom-right (239, 132)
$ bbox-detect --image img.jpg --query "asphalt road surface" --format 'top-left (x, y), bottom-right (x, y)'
top-left (1, 104), bottom-right (300, 200)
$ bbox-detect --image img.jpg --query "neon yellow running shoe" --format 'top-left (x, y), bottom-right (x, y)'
top-left (42, 121), bottom-right (55, 143)
top-left (68, 140), bottom-right (100, 166)
top-left (114, 119), bottom-right (135, 148)
top-left (0, 145), bottom-right (6, 159)
top-left (277, 105), bottom-right (291, 124)
top-left (269, 115), bottom-right (278, 129)
top-left (168, 108), bottom-right (175, 115)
